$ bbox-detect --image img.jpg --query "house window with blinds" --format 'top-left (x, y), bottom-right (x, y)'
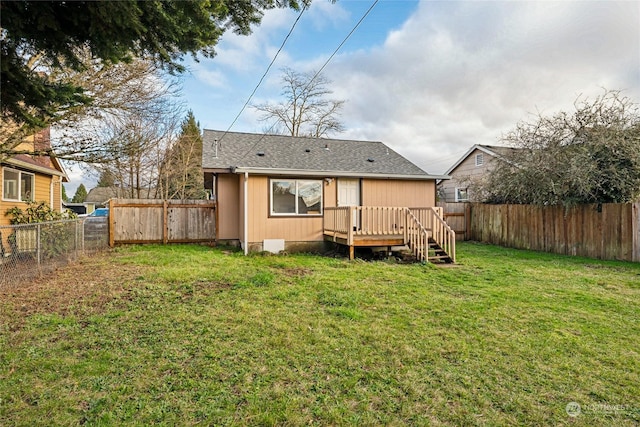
top-left (270, 179), bottom-right (322, 216)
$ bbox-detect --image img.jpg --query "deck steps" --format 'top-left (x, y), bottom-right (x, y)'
top-left (323, 206), bottom-right (455, 263)
top-left (427, 238), bottom-right (454, 263)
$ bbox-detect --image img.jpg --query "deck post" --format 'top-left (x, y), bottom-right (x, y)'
top-left (348, 206), bottom-right (355, 260)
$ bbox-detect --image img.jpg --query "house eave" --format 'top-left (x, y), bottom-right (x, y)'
top-left (4, 157), bottom-right (69, 181)
top-left (230, 166), bottom-right (448, 180)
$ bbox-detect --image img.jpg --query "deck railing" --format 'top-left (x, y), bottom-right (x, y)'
top-left (323, 206), bottom-right (455, 262)
top-left (324, 206), bottom-right (352, 243)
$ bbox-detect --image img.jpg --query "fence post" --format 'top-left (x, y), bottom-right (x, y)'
top-left (630, 204), bottom-right (636, 261)
top-left (163, 200), bottom-right (169, 244)
top-left (108, 199), bottom-right (115, 247)
top-left (36, 223), bottom-right (41, 266)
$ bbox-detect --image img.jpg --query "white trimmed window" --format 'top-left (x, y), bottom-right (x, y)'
top-left (2, 167), bottom-right (34, 202)
top-left (455, 187), bottom-right (469, 202)
top-left (475, 153), bottom-right (484, 166)
top-left (270, 179), bottom-right (322, 215)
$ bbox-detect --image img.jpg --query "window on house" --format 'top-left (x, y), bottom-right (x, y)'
top-left (475, 153), bottom-right (484, 166)
top-left (455, 187), bottom-right (469, 202)
top-left (271, 179), bottom-right (322, 215)
top-left (2, 168), bottom-right (34, 202)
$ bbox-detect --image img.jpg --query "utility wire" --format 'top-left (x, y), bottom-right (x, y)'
top-left (215, 3), bottom-right (308, 146)
top-left (236, 0), bottom-right (380, 160)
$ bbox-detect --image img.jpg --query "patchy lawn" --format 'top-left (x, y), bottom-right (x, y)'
top-left (1, 242), bottom-right (639, 426)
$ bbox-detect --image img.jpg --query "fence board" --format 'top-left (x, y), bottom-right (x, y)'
top-left (109, 199), bottom-right (216, 246)
top-left (468, 203), bottom-right (639, 262)
top-left (437, 202), bottom-right (468, 240)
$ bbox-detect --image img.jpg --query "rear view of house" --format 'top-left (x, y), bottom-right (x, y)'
top-left (202, 130), bottom-right (455, 262)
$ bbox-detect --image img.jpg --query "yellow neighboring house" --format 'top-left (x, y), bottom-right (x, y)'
top-left (1, 127), bottom-right (69, 227)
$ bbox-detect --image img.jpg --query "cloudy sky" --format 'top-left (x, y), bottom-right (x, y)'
top-left (66, 0), bottom-right (639, 193)
top-left (180, 0), bottom-right (639, 175)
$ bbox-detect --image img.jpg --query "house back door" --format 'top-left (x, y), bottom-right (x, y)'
top-left (337, 178), bottom-right (360, 228)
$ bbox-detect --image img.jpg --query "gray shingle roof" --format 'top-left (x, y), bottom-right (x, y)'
top-left (202, 130), bottom-right (440, 179)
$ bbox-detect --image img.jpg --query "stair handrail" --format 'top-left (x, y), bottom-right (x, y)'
top-left (404, 208), bottom-right (429, 262)
top-left (425, 207), bottom-right (456, 263)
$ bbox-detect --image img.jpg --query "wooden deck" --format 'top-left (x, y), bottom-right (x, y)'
top-left (323, 206), bottom-right (455, 262)
top-left (324, 231), bottom-right (405, 259)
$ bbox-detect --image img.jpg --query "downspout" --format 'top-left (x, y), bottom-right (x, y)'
top-left (244, 172), bottom-right (248, 255)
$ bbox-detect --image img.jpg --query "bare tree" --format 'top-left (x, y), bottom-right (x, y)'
top-left (92, 111), bottom-right (180, 200)
top-left (252, 67), bottom-right (345, 138)
top-left (1, 53), bottom-right (182, 163)
top-left (478, 89), bottom-right (640, 206)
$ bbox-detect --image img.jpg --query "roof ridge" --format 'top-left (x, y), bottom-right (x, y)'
top-left (202, 129), bottom-right (383, 144)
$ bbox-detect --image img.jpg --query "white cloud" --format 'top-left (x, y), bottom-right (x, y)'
top-left (192, 66), bottom-right (229, 89)
top-left (212, 8), bottom-right (298, 72)
top-left (306, 0), bottom-right (350, 30)
top-left (321, 0), bottom-right (640, 173)
top-left (184, 0), bottom-right (639, 175)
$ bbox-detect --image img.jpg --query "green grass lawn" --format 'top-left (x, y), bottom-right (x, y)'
top-left (1, 242), bottom-right (639, 426)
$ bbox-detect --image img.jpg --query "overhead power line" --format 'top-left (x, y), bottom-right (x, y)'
top-left (215, 3), bottom-right (308, 145)
top-left (235, 0), bottom-right (380, 160)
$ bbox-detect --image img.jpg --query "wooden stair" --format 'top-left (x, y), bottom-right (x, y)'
top-left (427, 238), bottom-right (454, 263)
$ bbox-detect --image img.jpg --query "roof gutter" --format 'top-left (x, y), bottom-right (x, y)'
top-left (231, 167), bottom-right (449, 181)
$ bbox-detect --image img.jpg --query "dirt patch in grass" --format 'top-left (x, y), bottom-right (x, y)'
top-left (0, 254), bottom-right (147, 330)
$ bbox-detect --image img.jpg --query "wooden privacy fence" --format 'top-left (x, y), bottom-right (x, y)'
top-left (467, 203), bottom-right (640, 262)
top-left (437, 202), bottom-right (468, 240)
top-left (108, 199), bottom-right (217, 246)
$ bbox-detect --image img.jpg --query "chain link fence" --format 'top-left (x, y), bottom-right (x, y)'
top-left (0, 217), bottom-right (109, 287)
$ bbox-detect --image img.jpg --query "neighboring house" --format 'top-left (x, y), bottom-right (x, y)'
top-left (85, 186), bottom-right (156, 208)
top-left (202, 130), bottom-right (455, 261)
top-left (437, 144), bottom-right (516, 203)
top-left (1, 127), bottom-right (68, 227)
top-left (85, 186), bottom-right (121, 208)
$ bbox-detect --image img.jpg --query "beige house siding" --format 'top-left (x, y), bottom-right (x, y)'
top-left (439, 148), bottom-right (496, 202)
top-left (216, 173), bottom-right (240, 240)
top-left (362, 179), bottom-right (435, 207)
top-left (215, 172), bottom-right (439, 251)
top-left (246, 175), bottom-right (335, 245)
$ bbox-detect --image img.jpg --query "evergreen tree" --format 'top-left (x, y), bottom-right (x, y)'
top-left (1, 0), bottom-right (306, 128)
top-left (158, 111), bottom-right (206, 199)
top-left (62, 184), bottom-right (69, 202)
top-left (97, 170), bottom-right (116, 188)
top-left (71, 184), bottom-right (88, 203)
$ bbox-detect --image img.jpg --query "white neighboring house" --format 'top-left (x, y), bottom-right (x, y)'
top-left (437, 144), bottom-right (516, 203)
